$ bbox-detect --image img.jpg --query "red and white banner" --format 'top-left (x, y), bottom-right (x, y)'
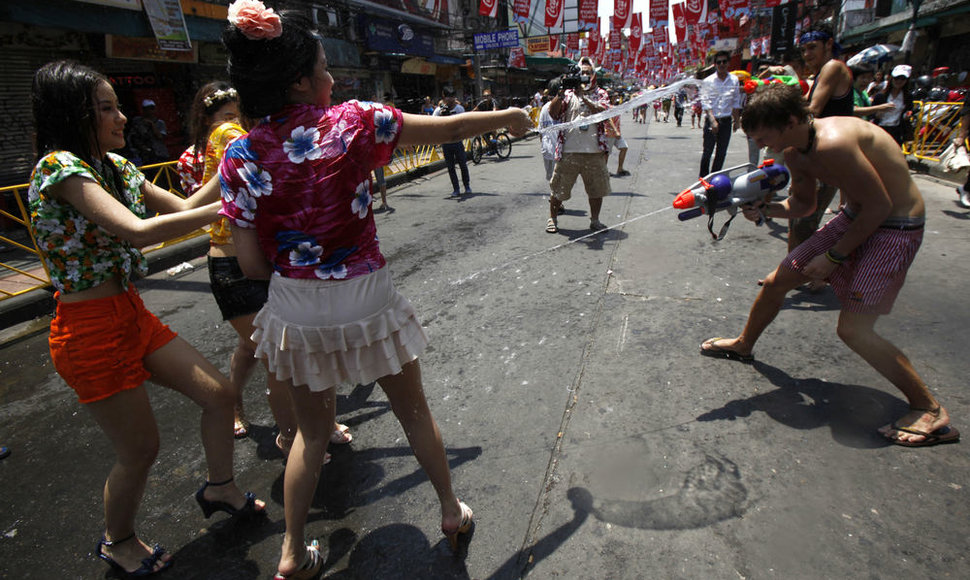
top-left (578, 0), bottom-right (598, 31)
top-left (513, 0), bottom-right (530, 23)
top-left (479, 0), bottom-right (497, 18)
top-left (587, 30), bottom-right (599, 55)
top-left (649, 0), bottom-right (669, 29)
top-left (684, 0), bottom-right (706, 26)
top-left (566, 32), bottom-right (580, 51)
top-left (509, 47), bottom-right (526, 68)
top-left (614, 0), bottom-right (633, 31)
top-left (672, 3), bottom-right (687, 44)
top-left (545, 0), bottom-right (564, 29)
top-left (629, 13), bottom-right (643, 54)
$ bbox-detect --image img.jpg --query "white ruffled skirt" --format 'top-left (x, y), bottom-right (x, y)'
top-left (251, 268), bottom-right (428, 392)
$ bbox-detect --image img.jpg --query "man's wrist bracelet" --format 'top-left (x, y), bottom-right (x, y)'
top-left (824, 249), bottom-right (846, 264)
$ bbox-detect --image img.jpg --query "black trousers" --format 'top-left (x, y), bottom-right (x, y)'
top-left (699, 116), bottom-right (733, 177)
top-left (442, 142), bottom-right (470, 191)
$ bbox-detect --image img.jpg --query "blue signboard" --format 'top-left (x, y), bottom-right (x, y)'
top-left (474, 29), bottom-right (520, 51)
top-left (365, 17), bottom-right (435, 58)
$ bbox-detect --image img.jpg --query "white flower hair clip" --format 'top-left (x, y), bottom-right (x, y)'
top-left (204, 88), bottom-right (238, 108)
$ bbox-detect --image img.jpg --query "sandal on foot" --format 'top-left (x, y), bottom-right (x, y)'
top-left (545, 218), bottom-right (558, 233)
top-left (330, 423), bottom-right (353, 445)
top-left (590, 219), bottom-right (607, 231)
top-left (195, 477), bottom-right (265, 519)
top-left (234, 418), bottom-right (250, 439)
top-left (97, 533), bottom-right (172, 578)
top-left (273, 539), bottom-right (324, 579)
top-left (442, 501), bottom-right (474, 552)
top-left (700, 338), bottom-right (754, 363)
top-left (885, 409), bottom-right (961, 447)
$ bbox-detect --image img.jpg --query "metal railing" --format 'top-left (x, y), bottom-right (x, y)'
top-left (1, 136), bottom-right (499, 301)
top-left (904, 100), bottom-right (966, 161)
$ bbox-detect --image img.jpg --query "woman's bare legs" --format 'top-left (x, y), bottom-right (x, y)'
top-left (228, 314), bottom-right (261, 436)
top-left (144, 336), bottom-right (263, 511)
top-left (87, 387), bottom-right (171, 574)
top-left (277, 383), bottom-right (335, 577)
top-left (377, 360), bottom-right (463, 533)
top-left (228, 313), bottom-right (298, 440)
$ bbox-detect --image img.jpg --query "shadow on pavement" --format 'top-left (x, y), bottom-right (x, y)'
top-left (697, 359), bottom-right (906, 448)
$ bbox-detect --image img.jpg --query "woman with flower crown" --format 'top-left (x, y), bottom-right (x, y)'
top-left (219, 1), bottom-right (533, 577)
top-left (177, 82), bottom-right (353, 460)
top-left (27, 60), bottom-right (266, 578)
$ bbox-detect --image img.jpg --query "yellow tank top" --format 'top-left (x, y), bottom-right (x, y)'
top-left (204, 122), bottom-right (246, 246)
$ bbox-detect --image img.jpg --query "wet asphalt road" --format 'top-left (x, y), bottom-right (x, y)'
top-left (1, 115), bottom-right (969, 579)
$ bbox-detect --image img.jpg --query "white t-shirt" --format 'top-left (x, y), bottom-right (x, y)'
top-left (561, 93), bottom-right (601, 154)
top-left (538, 102), bottom-right (558, 160)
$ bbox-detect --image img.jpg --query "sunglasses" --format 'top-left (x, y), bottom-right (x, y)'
top-left (715, 60), bottom-right (728, 65)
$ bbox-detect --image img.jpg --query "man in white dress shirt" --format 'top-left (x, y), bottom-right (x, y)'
top-left (699, 51), bottom-right (742, 177)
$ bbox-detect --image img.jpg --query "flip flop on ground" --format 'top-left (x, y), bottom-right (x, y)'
top-left (700, 337), bottom-right (754, 362)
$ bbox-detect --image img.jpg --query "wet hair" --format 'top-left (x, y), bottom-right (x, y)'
top-left (222, 10), bottom-right (321, 118)
top-left (442, 86), bottom-right (456, 98)
top-left (741, 83), bottom-right (809, 133)
top-left (32, 60), bottom-right (106, 163)
top-left (187, 81), bottom-right (238, 154)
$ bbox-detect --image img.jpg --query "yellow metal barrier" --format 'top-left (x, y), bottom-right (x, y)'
top-left (383, 143), bottom-right (443, 177)
top-left (0, 161), bottom-right (210, 301)
top-left (905, 100), bottom-right (966, 161)
top-left (1, 145), bottom-right (463, 302)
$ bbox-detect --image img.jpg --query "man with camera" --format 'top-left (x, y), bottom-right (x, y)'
top-left (433, 86), bottom-right (473, 197)
top-left (545, 57), bottom-right (612, 234)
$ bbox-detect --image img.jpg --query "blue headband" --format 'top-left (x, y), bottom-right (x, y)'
top-left (799, 30), bottom-right (841, 55)
top-left (798, 30), bottom-right (830, 44)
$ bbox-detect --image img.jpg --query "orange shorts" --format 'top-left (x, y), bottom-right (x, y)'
top-left (49, 284), bottom-right (177, 404)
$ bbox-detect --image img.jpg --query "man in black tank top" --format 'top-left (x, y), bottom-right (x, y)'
top-left (788, 23), bottom-right (855, 289)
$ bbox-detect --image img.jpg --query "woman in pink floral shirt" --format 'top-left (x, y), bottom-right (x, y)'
top-left (220, 2), bottom-right (532, 578)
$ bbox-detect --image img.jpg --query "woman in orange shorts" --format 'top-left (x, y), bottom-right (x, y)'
top-left (28, 60), bottom-right (266, 578)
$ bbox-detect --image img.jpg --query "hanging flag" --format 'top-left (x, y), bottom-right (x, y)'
top-left (672, 3), bottom-right (687, 44)
top-left (513, 0), bottom-right (530, 23)
top-left (587, 30), bottom-right (599, 55)
top-left (614, 0), bottom-right (633, 30)
top-left (545, 0), bottom-right (564, 29)
top-left (578, 0), bottom-right (598, 31)
top-left (649, 0), bottom-right (669, 29)
top-left (629, 13), bottom-right (642, 54)
top-left (479, 0), bottom-right (497, 18)
top-left (566, 32), bottom-right (580, 51)
top-left (684, 0), bottom-right (706, 26)
top-left (509, 47), bottom-right (527, 68)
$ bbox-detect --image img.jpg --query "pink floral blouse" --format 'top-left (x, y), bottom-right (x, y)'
top-left (219, 101), bottom-right (402, 280)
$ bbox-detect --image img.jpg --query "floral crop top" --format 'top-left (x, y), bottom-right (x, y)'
top-left (219, 101), bottom-right (402, 280)
top-left (28, 151), bottom-right (148, 293)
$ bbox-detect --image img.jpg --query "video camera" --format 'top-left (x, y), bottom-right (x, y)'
top-left (558, 64), bottom-right (591, 91)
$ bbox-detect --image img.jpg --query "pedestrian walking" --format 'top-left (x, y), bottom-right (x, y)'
top-left (28, 60), bottom-right (265, 578)
top-left (701, 83), bottom-right (958, 448)
top-left (433, 86), bottom-right (472, 197)
top-left (219, 3), bottom-right (532, 577)
top-left (699, 51), bottom-right (742, 177)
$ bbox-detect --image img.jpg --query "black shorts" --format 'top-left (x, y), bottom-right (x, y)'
top-left (208, 256), bottom-right (269, 321)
